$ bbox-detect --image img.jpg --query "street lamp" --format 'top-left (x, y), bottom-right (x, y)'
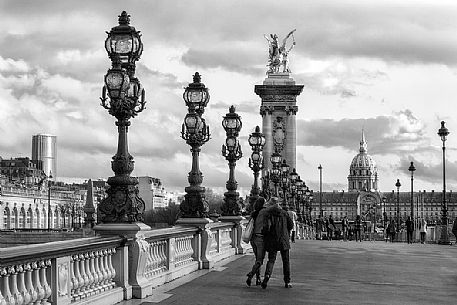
top-left (318, 164), bottom-right (323, 217)
top-left (438, 121), bottom-right (450, 244)
top-left (98, 11), bottom-right (146, 223)
top-left (248, 126), bottom-right (265, 209)
top-left (280, 160), bottom-right (290, 208)
top-left (395, 179), bottom-right (401, 236)
top-left (270, 152), bottom-right (282, 197)
top-left (221, 106), bottom-right (243, 216)
top-left (180, 73), bottom-right (211, 218)
top-left (408, 161), bottom-right (416, 233)
top-left (47, 171), bottom-right (53, 230)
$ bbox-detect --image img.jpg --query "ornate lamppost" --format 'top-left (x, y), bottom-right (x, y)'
top-left (248, 126), bottom-right (265, 208)
top-left (438, 121), bottom-right (450, 244)
top-left (289, 169), bottom-right (299, 210)
top-left (318, 164), bottom-right (323, 217)
top-left (47, 171), bottom-right (53, 230)
top-left (179, 73), bottom-right (211, 218)
top-left (293, 175), bottom-right (303, 218)
top-left (270, 152), bottom-right (282, 197)
top-left (280, 160), bottom-right (290, 208)
top-left (221, 106), bottom-right (243, 216)
top-left (408, 161), bottom-right (416, 234)
top-left (395, 179), bottom-right (401, 238)
top-left (98, 11), bottom-right (146, 224)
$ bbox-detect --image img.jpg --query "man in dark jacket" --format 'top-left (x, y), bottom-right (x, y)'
top-left (262, 197), bottom-right (294, 289)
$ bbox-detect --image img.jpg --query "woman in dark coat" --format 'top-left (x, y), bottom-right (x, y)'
top-left (246, 197), bottom-right (266, 286)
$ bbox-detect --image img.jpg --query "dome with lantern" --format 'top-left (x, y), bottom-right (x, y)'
top-left (348, 131), bottom-right (378, 192)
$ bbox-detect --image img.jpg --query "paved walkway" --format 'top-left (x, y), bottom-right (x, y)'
top-left (120, 240), bottom-right (457, 305)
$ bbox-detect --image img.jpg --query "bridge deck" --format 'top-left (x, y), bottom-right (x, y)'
top-left (121, 240), bottom-right (457, 305)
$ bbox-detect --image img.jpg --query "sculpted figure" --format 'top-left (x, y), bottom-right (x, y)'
top-left (264, 29), bottom-right (296, 73)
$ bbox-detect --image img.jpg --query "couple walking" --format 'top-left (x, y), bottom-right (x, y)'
top-left (246, 196), bottom-right (294, 289)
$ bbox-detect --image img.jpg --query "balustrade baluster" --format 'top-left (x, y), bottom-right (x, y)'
top-left (107, 249), bottom-right (116, 288)
top-left (92, 251), bottom-right (102, 293)
top-left (31, 262), bottom-right (45, 305)
top-left (9, 266), bottom-right (24, 305)
top-left (71, 255), bottom-right (81, 300)
top-left (99, 250), bottom-right (109, 291)
top-left (39, 260), bottom-right (51, 305)
top-left (17, 264), bottom-right (31, 305)
top-left (84, 253), bottom-right (94, 296)
top-left (24, 264), bottom-right (37, 304)
top-left (100, 250), bottom-right (109, 290)
top-left (78, 254), bottom-right (87, 298)
top-left (1, 267), bottom-right (14, 305)
top-left (161, 241), bottom-right (167, 270)
top-left (88, 252), bottom-right (96, 293)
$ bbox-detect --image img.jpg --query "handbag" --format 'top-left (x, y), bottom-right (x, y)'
top-left (242, 218), bottom-right (254, 243)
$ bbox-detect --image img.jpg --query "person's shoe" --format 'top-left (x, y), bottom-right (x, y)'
top-left (284, 283), bottom-right (292, 288)
top-left (261, 276), bottom-right (270, 289)
top-left (255, 277), bottom-right (262, 286)
top-left (246, 274), bottom-right (252, 287)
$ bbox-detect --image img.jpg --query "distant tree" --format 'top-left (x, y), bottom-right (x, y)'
top-left (143, 203), bottom-right (180, 227)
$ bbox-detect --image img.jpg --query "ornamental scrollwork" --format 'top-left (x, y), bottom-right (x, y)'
top-left (273, 116), bottom-right (286, 153)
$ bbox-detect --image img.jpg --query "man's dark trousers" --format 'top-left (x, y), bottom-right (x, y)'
top-left (265, 249), bottom-right (290, 283)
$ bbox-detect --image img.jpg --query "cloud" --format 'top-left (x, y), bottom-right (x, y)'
top-left (295, 63), bottom-right (387, 98)
top-left (297, 109), bottom-right (428, 154)
top-left (398, 156), bottom-right (457, 185)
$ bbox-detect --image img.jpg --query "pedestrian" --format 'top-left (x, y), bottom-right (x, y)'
top-left (354, 215), bottom-right (362, 242)
top-left (262, 197), bottom-right (294, 289)
top-left (342, 216), bottom-right (349, 241)
top-left (406, 216), bottom-right (414, 244)
top-left (452, 217), bottom-right (457, 245)
top-left (324, 216), bottom-right (331, 240)
top-left (286, 207), bottom-right (298, 243)
top-left (419, 218), bottom-right (427, 244)
top-left (245, 197), bottom-right (267, 286)
top-left (388, 219), bottom-right (396, 242)
top-left (316, 215), bottom-right (323, 240)
top-left (328, 215), bottom-right (336, 241)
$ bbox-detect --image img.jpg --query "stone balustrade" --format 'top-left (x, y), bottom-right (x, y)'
top-left (0, 219), bottom-right (248, 304)
top-left (0, 236), bottom-right (124, 305)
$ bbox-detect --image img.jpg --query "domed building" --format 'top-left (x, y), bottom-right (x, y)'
top-left (348, 131), bottom-right (378, 192)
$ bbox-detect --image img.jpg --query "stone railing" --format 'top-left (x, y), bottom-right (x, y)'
top-left (0, 219), bottom-right (248, 304)
top-left (0, 236), bottom-right (124, 305)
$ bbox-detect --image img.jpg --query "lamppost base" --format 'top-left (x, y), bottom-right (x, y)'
top-left (175, 217), bottom-right (213, 226)
top-left (438, 224), bottom-right (451, 245)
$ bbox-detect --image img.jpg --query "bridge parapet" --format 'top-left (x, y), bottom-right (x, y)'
top-left (0, 221), bottom-right (248, 304)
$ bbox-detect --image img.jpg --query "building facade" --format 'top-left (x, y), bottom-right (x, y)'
top-left (0, 157), bottom-right (44, 186)
top-left (32, 134), bottom-right (57, 180)
top-left (0, 183), bottom-right (84, 230)
top-left (309, 132), bottom-right (457, 227)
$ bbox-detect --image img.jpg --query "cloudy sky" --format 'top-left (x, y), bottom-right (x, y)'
top-left (0, 0), bottom-right (456, 195)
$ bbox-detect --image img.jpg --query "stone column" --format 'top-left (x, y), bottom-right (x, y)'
top-left (255, 72), bottom-right (303, 176)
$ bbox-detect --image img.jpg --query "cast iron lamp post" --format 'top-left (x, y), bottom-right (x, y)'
top-left (248, 126), bottom-right (265, 209)
top-left (438, 121), bottom-right (450, 244)
top-left (180, 73), bottom-right (211, 218)
top-left (293, 175), bottom-right (302, 218)
top-left (280, 160), bottom-right (290, 208)
top-left (395, 179), bottom-right (401, 237)
top-left (98, 11), bottom-right (146, 223)
top-left (289, 169), bottom-right (299, 211)
top-left (221, 106), bottom-right (243, 216)
top-left (270, 152), bottom-right (282, 197)
top-left (318, 164), bottom-right (323, 217)
top-left (47, 171), bottom-right (52, 230)
top-left (408, 161), bottom-right (416, 234)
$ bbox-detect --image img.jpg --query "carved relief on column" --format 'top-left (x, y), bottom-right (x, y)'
top-left (273, 116), bottom-right (286, 154)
